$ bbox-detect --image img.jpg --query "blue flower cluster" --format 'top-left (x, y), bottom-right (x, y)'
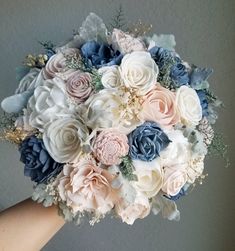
top-left (19, 136), bottom-right (63, 184)
top-left (149, 46), bottom-right (189, 87)
top-left (81, 41), bottom-right (123, 68)
top-left (128, 121), bottom-right (171, 162)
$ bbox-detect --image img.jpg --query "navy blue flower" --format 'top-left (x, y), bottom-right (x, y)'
top-left (81, 41), bottom-right (123, 68)
top-left (19, 135), bottom-right (63, 184)
top-left (149, 46), bottom-right (173, 71)
top-left (170, 63), bottom-right (189, 86)
top-left (128, 122), bottom-right (171, 162)
top-left (197, 90), bottom-right (209, 116)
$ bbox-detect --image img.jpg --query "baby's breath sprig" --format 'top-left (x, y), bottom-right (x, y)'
top-left (119, 156), bottom-right (137, 181)
top-left (127, 19), bottom-right (153, 37)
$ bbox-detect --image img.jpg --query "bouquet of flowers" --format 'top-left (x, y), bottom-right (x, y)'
top-left (0, 13), bottom-right (224, 225)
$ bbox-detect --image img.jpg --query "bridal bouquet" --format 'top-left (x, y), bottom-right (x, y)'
top-left (0, 13), bottom-right (223, 225)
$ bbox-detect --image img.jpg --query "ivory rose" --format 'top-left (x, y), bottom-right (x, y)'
top-left (98, 66), bottom-right (121, 89)
top-left (119, 51), bottom-right (159, 95)
top-left (176, 85), bottom-right (202, 126)
top-left (43, 48), bottom-right (79, 80)
top-left (66, 71), bottom-right (94, 103)
top-left (111, 28), bottom-right (146, 54)
top-left (139, 84), bottom-right (180, 128)
top-left (56, 157), bottom-right (117, 214)
top-left (43, 117), bottom-right (89, 163)
top-left (132, 159), bottom-right (163, 198)
top-left (93, 129), bottom-right (129, 165)
top-left (115, 192), bottom-right (151, 225)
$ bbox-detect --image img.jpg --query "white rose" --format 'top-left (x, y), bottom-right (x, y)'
top-left (119, 51), bottom-right (159, 95)
top-left (15, 68), bottom-right (41, 94)
top-left (176, 86), bottom-right (202, 126)
top-left (43, 117), bottom-right (89, 163)
top-left (115, 192), bottom-right (151, 225)
top-left (98, 66), bottom-right (121, 89)
top-left (27, 77), bottom-right (74, 132)
top-left (187, 156), bottom-right (205, 184)
top-left (132, 159), bottom-right (163, 198)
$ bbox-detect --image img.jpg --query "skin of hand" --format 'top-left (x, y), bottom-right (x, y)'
top-left (0, 198), bottom-right (65, 251)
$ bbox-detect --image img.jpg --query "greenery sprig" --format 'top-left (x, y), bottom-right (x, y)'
top-left (208, 132), bottom-right (230, 167)
top-left (119, 156), bottom-right (137, 181)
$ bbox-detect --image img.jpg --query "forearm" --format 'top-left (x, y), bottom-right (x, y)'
top-left (0, 198), bottom-right (65, 251)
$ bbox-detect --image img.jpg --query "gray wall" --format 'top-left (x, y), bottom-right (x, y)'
top-left (0, 1), bottom-right (234, 250)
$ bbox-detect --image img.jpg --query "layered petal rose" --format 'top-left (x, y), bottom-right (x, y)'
top-left (93, 129), bottom-right (129, 165)
top-left (111, 28), bottom-right (146, 54)
top-left (66, 71), bottom-right (94, 103)
top-left (119, 51), bottom-right (159, 95)
top-left (27, 77), bottom-right (75, 132)
top-left (176, 86), bottom-right (202, 126)
top-left (139, 84), bottom-right (180, 128)
top-left (43, 117), bottom-right (89, 163)
top-left (98, 66), bottom-right (121, 89)
top-left (115, 192), bottom-right (151, 225)
top-left (56, 157), bottom-right (117, 214)
top-left (132, 159), bottom-right (163, 198)
top-left (43, 48), bottom-right (78, 80)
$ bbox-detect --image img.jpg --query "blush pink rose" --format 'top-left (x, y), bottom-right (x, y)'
top-left (162, 164), bottom-right (187, 196)
top-left (43, 48), bottom-right (79, 80)
top-left (115, 192), bottom-right (151, 225)
top-left (56, 157), bottom-right (117, 214)
top-left (93, 129), bottom-right (129, 165)
top-left (139, 84), bottom-right (180, 128)
top-left (111, 28), bottom-right (146, 54)
top-left (66, 71), bottom-right (94, 103)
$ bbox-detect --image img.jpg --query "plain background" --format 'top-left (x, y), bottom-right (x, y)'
top-left (0, 0), bottom-right (235, 251)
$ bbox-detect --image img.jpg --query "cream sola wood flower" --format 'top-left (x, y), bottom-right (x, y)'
top-left (42, 117), bottom-right (89, 164)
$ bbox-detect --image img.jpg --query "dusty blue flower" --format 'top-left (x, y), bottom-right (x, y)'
top-left (128, 122), bottom-right (171, 162)
top-left (81, 41), bottom-right (123, 68)
top-left (197, 90), bottom-right (209, 116)
top-left (19, 135), bottom-right (63, 184)
top-left (189, 66), bottom-right (213, 89)
top-left (149, 46), bottom-right (173, 70)
top-left (170, 63), bottom-right (189, 86)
